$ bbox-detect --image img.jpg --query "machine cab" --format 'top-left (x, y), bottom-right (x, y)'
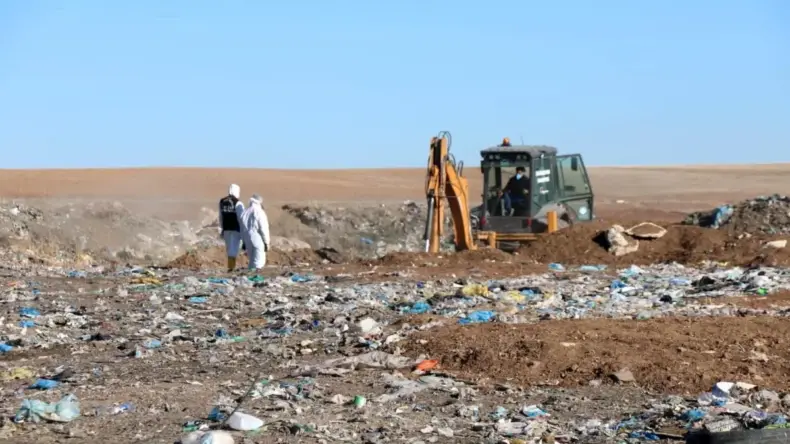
top-left (478, 144), bottom-right (594, 234)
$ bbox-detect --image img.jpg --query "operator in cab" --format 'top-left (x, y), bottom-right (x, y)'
top-left (500, 166), bottom-right (530, 216)
top-left (499, 137), bottom-right (511, 147)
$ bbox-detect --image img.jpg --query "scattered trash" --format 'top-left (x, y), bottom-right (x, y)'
top-left (459, 310), bottom-right (495, 324)
top-left (2, 196), bottom-right (790, 443)
top-left (14, 394), bottom-right (81, 423)
top-left (684, 195), bottom-right (790, 234)
top-left (19, 307), bottom-right (40, 318)
top-left (414, 359), bottom-right (439, 372)
top-left (28, 379), bottom-right (59, 390)
top-left (227, 411), bottom-right (264, 431)
top-left (143, 339), bottom-right (162, 349)
top-left (181, 430), bottom-right (235, 444)
top-left (625, 222), bottom-right (667, 240)
top-left (764, 239), bottom-right (787, 249)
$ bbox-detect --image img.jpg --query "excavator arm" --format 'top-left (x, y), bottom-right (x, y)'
top-left (423, 131), bottom-right (477, 252)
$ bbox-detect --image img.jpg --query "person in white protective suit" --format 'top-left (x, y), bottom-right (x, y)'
top-left (239, 193), bottom-right (270, 270)
top-left (218, 184), bottom-right (245, 271)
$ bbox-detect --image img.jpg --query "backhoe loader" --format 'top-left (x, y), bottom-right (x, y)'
top-left (423, 131), bottom-right (595, 252)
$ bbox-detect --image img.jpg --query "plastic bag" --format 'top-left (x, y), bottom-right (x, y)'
top-left (15, 394), bottom-right (80, 423)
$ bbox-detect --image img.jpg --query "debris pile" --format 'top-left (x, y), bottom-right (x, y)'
top-left (0, 200), bottom-right (453, 267)
top-left (604, 224), bottom-right (640, 256)
top-left (518, 222), bottom-right (790, 267)
top-left (0, 201), bottom-right (207, 264)
top-left (684, 194), bottom-right (790, 235)
top-left (280, 200), bottom-right (454, 257)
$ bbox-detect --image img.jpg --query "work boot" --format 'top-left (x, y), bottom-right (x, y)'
top-left (227, 257), bottom-right (236, 272)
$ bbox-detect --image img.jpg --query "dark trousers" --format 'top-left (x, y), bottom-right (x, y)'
top-left (504, 193), bottom-right (529, 217)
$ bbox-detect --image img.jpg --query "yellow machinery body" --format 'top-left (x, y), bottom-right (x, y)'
top-left (424, 132), bottom-right (559, 252)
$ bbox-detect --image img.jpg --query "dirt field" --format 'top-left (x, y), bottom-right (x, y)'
top-left (2, 165), bottom-right (790, 443)
top-left (2, 164), bottom-right (789, 219)
top-left (406, 315), bottom-right (790, 394)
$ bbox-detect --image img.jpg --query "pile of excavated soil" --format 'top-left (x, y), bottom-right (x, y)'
top-left (165, 247), bottom-right (248, 270)
top-left (405, 316), bottom-right (790, 394)
top-left (518, 221), bottom-right (790, 267)
top-left (165, 246), bottom-right (328, 269)
top-left (0, 201), bottom-right (205, 264)
top-left (280, 201), bottom-right (452, 257)
top-left (363, 222), bottom-right (790, 269)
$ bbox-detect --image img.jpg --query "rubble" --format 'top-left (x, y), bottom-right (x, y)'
top-left (684, 194), bottom-right (790, 235)
top-left (605, 224), bottom-right (639, 256)
top-left (0, 200), bottom-right (451, 267)
top-left (280, 201), bottom-right (454, 257)
top-left (625, 222), bottom-right (667, 240)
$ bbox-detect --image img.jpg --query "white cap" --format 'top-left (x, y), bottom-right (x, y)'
top-left (228, 184), bottom-right (240, 199)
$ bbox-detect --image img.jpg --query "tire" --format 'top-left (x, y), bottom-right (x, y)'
top-left (559, 204), bottom-right (577, 226)
top-left (497, 241), bottom-right (520, 252)
top-left (534, 217), bottom-right (570, 231)
top-left (686, 428), bottom-right (790, 444)
top-left (534, 203), bottom-right (574, 232)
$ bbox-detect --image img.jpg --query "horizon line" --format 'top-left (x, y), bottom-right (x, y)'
top-left (2, 161), bottom-right (790, 172)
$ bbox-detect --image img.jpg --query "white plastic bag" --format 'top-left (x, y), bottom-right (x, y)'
top-left (181, 430), bottom-right (234, 444)
top-left (227, 412), bottom-right (263, 431)
top-left (15, 394), bottom-right (80, 423)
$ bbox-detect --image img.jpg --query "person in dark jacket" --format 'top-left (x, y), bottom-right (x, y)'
top-left (500, 166), bottom-right (530, 216)
top-left (218, 184), bottom-right (245, 271)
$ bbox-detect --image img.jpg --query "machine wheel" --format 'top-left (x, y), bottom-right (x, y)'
top-left (497, 241), bottom-right (521, 253)
top-left (559, 204), bottom-right (577, 226)
top-left (534, 203), bottom-right (576, 232)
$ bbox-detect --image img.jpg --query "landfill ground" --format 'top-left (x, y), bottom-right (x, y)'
top-left (2, 165), bottom-right (790, 443)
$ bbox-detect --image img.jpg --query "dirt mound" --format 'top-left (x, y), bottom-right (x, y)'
top-left (361, 221), bottom-right (790, 269)
top-left (685, 195), bottom-right (790, 235)
top-left (165, 246), bottom-right (330, 270)
top-left (280, 201), bottom-right (454, 258)
top-left (164, 246), bottom-right (245, 270)
top-left (518, 221), bottom-right (790, 266)
top-left (373, 247), bottom-right (516, 267)
top-left (0, 201), bottom-right (208, 264)
top-left (269, 248), bottom-right (329, 266)
top-left (405, 316), bottom-right (790, 394)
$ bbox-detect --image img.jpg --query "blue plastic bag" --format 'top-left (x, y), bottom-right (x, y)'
top-left (459, 310), bottom-right (495, 324)
top-left (29, 379), bottom-right (59, 390)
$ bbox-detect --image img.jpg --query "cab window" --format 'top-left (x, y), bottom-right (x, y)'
top-left (557, 155), bottom-right (590, 196)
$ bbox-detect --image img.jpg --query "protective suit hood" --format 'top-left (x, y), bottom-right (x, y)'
top-left (249, 194), bottom-right (262, 206)
top-left (228, 184), bottom-right (240, 199)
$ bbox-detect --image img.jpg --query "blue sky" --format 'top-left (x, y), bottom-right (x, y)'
top-left (0, 1), bottom-right (788, 169)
